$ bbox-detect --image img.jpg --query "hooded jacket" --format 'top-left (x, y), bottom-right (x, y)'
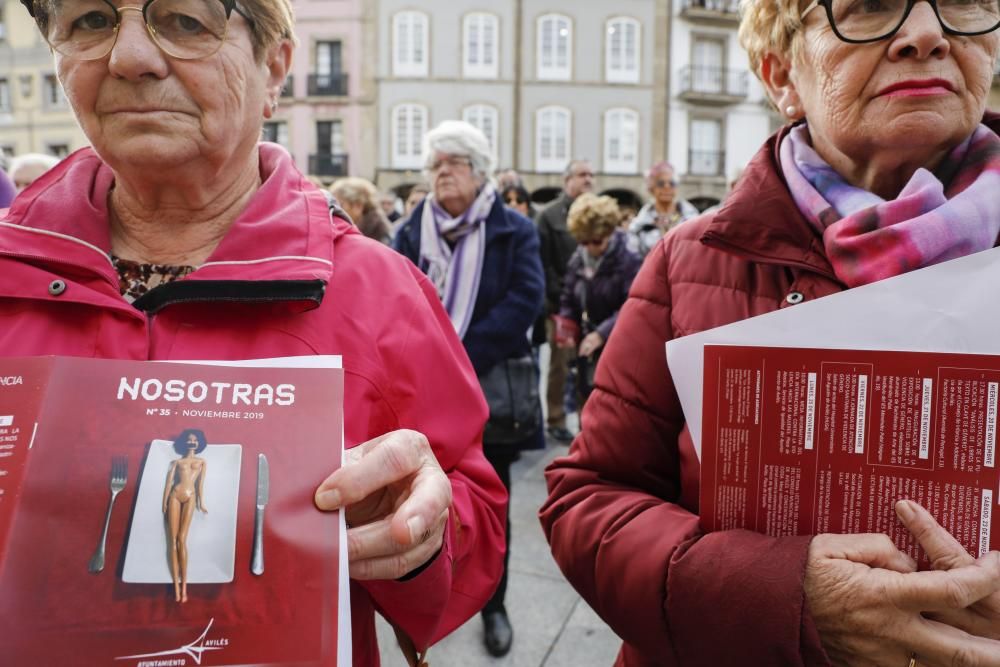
top-left (0, 145), bottom-right (506, 666)
top-left (540, 113), bottom-right (1000, 666)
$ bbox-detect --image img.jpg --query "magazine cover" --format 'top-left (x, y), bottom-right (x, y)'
top-left (0, 356), bottom-right (346, 666)
top-left (701, 345), bottom-right (1000, 563)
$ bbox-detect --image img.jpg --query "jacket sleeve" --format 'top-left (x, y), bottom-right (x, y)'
top-left (363, 263), bottom-right (506, 651)
top-left (535, 208), bottom-right (563, 315)
top-left (463, 216), bottom-right (545, 374)
top-left (557, 253), bottom-right (582, 324)
top-left (593, 250), bottom-right (642, 342)
top-left (539, 238), bottom-right (828, 666)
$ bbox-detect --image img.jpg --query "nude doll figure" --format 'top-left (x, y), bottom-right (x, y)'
top-left (162, 429), bottom-right (208, 603)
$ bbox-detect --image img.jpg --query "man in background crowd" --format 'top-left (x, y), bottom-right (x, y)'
top-left (379, 190), bottom-right (402, 224)
top-left (535, 159), bottom-right (594, 443)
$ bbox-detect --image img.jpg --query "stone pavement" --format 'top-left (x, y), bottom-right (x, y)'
top-left (376, 440), bottom-right (623, 666)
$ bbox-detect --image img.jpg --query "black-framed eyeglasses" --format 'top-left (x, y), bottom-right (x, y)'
top-left (23, 0), bottom-right (253, 61)
top-left (800, 0), bottom-right (1000, 43)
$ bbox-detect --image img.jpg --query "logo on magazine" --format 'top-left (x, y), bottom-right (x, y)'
top-left (0, 376), bottom-right (23, 386)
top-left (115, 618), bottom-right (230, 666)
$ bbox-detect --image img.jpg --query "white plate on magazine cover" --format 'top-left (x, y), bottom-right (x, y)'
top-left (122, 440), bottom-right (242, 584)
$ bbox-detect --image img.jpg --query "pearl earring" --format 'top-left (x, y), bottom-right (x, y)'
top-left (785, 105), bottom-right (798, 118)
top-left (270, 100), bottom-right (278, 112)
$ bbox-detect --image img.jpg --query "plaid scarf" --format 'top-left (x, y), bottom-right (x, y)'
top-left (419, 183), bottom-right (497, 339)
top-left (780, 123), bottom-right (1000, 287)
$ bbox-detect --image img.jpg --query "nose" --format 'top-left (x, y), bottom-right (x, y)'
top-left (887, 0), bottom-right (950, 61)
top-left (107, 7), bottom-right (170, 81)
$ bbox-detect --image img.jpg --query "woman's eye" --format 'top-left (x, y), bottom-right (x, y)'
top-left (168, 13), bottom-right (206, 34)
top-left (74, 10), bottom-right (113, 31)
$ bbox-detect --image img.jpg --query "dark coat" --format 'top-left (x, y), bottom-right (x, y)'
top-left (535, 192), bottom-right (580, 315)
top-left (558, 230), bottom-right (642, 342)
top-left (394, 197), bottom-right (545, 376)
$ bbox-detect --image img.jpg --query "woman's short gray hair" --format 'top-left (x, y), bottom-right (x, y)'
top-left (422, 120), bottom-right (496, 182)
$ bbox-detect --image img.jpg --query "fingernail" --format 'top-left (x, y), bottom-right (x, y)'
top-left (318, 489), bottom-right (341, 509)
top-left (407, 516), bottom-right (426, 544)
top-left (895, 499), bottom-right (914, 521)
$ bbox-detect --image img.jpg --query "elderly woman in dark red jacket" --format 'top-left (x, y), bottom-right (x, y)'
top-left (541, 0), bottom-right (1000, 663)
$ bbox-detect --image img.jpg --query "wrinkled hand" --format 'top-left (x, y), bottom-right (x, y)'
top-left (896, 499), bottom-right (1000, 641)
top-left (804, 532), bottom-right (1000, 666)
top-left (314, 430), bottom-right (451, 580)
top-left (578, 331), bottom-right (604, 358)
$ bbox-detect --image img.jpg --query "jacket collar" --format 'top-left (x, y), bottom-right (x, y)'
top-left (702, 111), bottom-right (1000, 280)
top-left (0, 144), bottom-right (350, 288)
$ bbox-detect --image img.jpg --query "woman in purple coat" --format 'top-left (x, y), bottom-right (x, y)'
top-left (554, 193), bottom-right (641, 402)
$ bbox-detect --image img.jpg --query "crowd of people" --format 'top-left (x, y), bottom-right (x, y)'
top-left (5, 0), bottom-right (1000, 664)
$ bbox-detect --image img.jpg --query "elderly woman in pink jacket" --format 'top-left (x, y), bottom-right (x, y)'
top-left (3, 2), bottom-right (505, 664)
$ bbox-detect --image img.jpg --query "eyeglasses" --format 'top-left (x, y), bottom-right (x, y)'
top-left (428, 155), bottom-right (473, 173)
top-left (800, 0), bottom-right (1000, 43)
top-left (27, 0), bottom-right (252, 61)
top-left (654, 179), bottom-right (678, 188)
top-left (578, 237), bottom-right (608, 247)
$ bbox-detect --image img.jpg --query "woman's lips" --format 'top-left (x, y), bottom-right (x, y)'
top-left (878, 79), bottom-right (954, 98)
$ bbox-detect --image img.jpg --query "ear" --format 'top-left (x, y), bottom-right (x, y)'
top-left (760, 50), bottom-right (803, 121)
top-left (261, 39), bottom-right (293, 119)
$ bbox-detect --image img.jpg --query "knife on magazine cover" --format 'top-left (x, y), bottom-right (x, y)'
top-left (252, 453), bottom-right (269, 576)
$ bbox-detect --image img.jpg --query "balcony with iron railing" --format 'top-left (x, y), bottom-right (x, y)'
top-left (679, 0), bottom-right (741, 24)
top-left (309, 153), bottom-right (349, 177)
top-left (308, 73), bottom-right (349, 97)
top-left (678, 65), bottom-right (748, 103)
top-left (688, 150), bottom-right (726, 178)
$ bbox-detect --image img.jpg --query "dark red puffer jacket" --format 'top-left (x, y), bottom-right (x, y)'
top-left (540, 114), bottom-right (1000, 666)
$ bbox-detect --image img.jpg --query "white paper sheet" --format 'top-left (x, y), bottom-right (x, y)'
top-left (666, 246), bottom-right (1000, 459)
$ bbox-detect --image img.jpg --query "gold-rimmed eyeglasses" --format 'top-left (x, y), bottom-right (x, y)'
top-left (800, 0), bottom-right (1000, 43)
top-left (25, 0), bottom-right (253, 61)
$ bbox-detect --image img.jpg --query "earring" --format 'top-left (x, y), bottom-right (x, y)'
top-left (270, 100), bottom-right (278, 112)
top-left (785, 105), bottom-right (798, 118)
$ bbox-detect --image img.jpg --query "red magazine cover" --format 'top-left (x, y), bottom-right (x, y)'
top-left (701, 345), bottom-right (1000, 563)
top-left (0, 356), bottom-right (347, 666)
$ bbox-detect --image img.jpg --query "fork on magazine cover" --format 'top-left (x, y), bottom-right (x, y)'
top-left (88, 455), bottom-right (128, 574)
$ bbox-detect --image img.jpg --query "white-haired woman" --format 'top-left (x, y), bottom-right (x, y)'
top-left (394, 120), bottom-right (545, 657)
top-left (542, 0), bottom-right (1000, 663)
top-left (9, 152), bottom-right (60, 193)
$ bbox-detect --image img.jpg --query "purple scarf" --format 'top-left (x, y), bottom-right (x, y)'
top-left (780, 123), bottom-right (1000, 287)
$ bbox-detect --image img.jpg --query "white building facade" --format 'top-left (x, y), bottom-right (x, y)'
top-left (375, 0), bottom-right (668, 203)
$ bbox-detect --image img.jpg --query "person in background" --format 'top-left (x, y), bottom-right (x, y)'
top-left (379, 190), bottom-right (402, 224)
top-left (9, 153), bottom-right (60, 193)
top-left (554, 194), bottom-right (641, 408)
top-left (496, 167), bottom-right (523, 191)
top-left (626, 161), bottom-right (699, 258)
top-left (541, 0), bottom-right (1000, 660)
top-left (8, 1), bottom-right (506, 664)
top-left (502, 183), bottom-right (533, 218)
top-left (394, 120), bottom-right (545, 659)
top-left (535, 159), bottom-right (594, 444)
top-left (329, 177), bottom-right (392, 244)
top-left (404, 182), bottom-right (430, 217)
top-left (0, 168), bottom-right (14, 208)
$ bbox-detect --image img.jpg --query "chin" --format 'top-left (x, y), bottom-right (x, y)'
top-left (98, 135), bottom-right (200, 170)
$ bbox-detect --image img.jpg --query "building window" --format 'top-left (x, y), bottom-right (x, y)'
top-left (47, 143), bottom-right (70, 158)
top-left (261, 121), bottom-right (288, 147)
top-left (0, 5), bottom-right (6, 42)
top-left (604, 108), bottom-right (639, 174)
top-left (691, 37), bottom-right (726, 94)
top-left (393, 11), bottom-right (429, 78)
top-left (392, 104), bottom-right (428, 169)
top-left (462, 104), bottom-right (499, 159)
top-left (536, 106), bottom-right (571, 173)
top-left (0, 79), bottom-right (10, 113)
top-left (463, 13), bottom-right (499, 79)
top-left (606, 17), bottom-right (640, 84)
top-left (311, 41), bottom-right (347, 96)
top-left (312, 120), bottom-right (347, 177)
top-left (42, 75), bottom-right (67, 109)
top-left (537, 14), bottom-right (571, 81)
top-left (689, 118), bottom-right (723, 176)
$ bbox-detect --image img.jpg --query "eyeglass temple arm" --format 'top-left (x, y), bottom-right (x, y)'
top-left (20, 0), bottom-right (35, 17)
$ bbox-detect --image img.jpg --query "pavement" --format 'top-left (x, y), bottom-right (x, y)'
top-left (376, 437), bottom-right (623, 666)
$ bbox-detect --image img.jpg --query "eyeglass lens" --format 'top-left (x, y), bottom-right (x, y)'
top-left (33, 0), bottom-right (232, 61)
top-left (828, 0), bottom-right (1000, 40)
top-left (430, 156), bottom-right (471, 172)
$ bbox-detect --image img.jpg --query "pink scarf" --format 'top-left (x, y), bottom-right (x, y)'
top-left (780, 123), bottom-right (1000, 287)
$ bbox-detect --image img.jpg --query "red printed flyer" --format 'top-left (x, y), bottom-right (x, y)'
top-left (0, 356), bottom-right (348, 667)
top-left (701, 345), bottom-right (1000, 561)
